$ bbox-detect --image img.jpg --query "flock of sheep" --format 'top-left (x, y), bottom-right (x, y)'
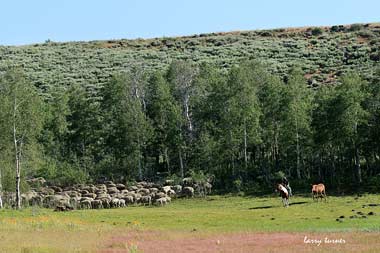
top-left (4, 178), bottom-right (212, 211)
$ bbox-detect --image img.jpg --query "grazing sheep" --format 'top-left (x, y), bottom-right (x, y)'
top-left (43, 194), bottom-right (70, 208)
top-left (182, 187), bottom-right (194, 198)
top-left (70, 197), bottom-right (80, 209)
top-left (111, 198), bottom-right (121, 208)
top-left (168, 189), bottom-right (176, 197)
top-left (128, 186), bottom-right (139, 191)
top-left (63, 186), bottom-right (76, 191)
top-left (121, 189), bottom-right (129, 194)
top-left (22, 191), bottom-right (38, 206)
top-left (79, 199), bottom-right (92, 209)
top-left (140, 195), bottom-right (152, 206)
top-left (116, 183), bottom-right (126, 190)
top-left (119, 199), bottom-right (126, 207)
top-left (183, 177), bottom-right (193, 186)
top-left (26, 177), bottom-right (46, 187)
top-left (80, 190), bottom-right (90, 195)
top-left (134, 193), bottom-right (142, 203)
top-left (137, 181), bottom-right (148, 188)
top-left (8, 179), bottom-right (210, 210)
top-left (162, 186), bottom-right (171, 194)
top-left (40, 187), bottom-right (55, 195)
top-left (154, 192), bottom-right (166, 199)
top-left (105, 181), bottom-right (116, 188)
top-left (100, 198), bottom-right (111, 209)
top-left (50, 186), bottom-right (63, 193)
top-left (30, 195), bottom-right (43, 206)
top-left (91, 199), bottom-right (103, 209)
top-left (83, 193), bottom-right (97, 199)
top-left (96, 193), bottom-right (111, 200)
top-left (164, 179), bottom-right (174, 186)
top-left (83, 186), bottom-right (96, 193)
top-left (54, 204), bottom-right (73, 212)
top-left (150, 188), bottom-right (159, 194)
top-left (205, 182), bottom-right (212, 195)
top-left (155, 197), bottom-right (167, 206)
top-left (80, 197), bottom-right (94, 202)
top-left (123, 195), bottom-right (134, 205)
top-left (107, 187), bottom-right (120, 194)
top-left (138, 188), bottom-right (150, 195)
top-left (111, 193), bottom-right (124, 199)
top-left (173, 185), bottom-right (182, 194)
top-left (65, 191), bottom-right (81, 198)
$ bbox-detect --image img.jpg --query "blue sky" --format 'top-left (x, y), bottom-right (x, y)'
top-left (2, 0), bottom-right (380, 45)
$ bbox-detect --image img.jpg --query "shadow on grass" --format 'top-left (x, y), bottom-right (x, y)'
top-left (249, 206), bottom-right (274, 210)
top-left (249, 201), bottom-right (309, 210)
top-left (289, 201), bottom-right (308, 206)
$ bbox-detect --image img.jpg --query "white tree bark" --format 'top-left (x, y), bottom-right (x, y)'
top-left (296, 119), bottom-right (301, 179)
top-left (244, 122), bottom-right (248, 169)
top-left (179, 149), bottom-right (184, 179)
top-left (13, 95), bottom-right (22, 209)
top-left (0, 167), bottom-right (3, 209)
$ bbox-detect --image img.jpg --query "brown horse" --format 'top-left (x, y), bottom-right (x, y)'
top-left (312, 184), bottom-right (327, 201)
top-left (276, 184), bottom-right (289, 207)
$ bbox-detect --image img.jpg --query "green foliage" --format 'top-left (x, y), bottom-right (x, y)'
top-left (0, 69), bottom-right (45, 195)
top-left (349, 23), bottom-right (364, 31)
top-left (165, 173), bottom-right (182, 185)
top-left (188, 169), bottom-right (209, 185)
top-left (1, 25), bottom-right (380, 193)
top-left (274, 171), bottom-right (286, 180)
top-left (146, 71), bottom-right (182, 176)
top-left (0, 23), bottom-right (379, 97)
top-left (311, 27), bottom-right (323, 36)
top-left (101, 71), bottom-right (153, 179)
top-left (37, 159), bottom-right (89, 186)
top-left (232, 178), bottom-right (242, 192)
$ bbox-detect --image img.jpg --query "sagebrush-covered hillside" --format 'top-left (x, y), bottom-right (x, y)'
top-left (0, 23), bottom-right (379, 96)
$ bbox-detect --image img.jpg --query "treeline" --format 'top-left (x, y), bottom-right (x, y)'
top-left (0, 60), bottom-right (380, 197)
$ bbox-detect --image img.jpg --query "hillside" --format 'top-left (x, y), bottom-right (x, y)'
top-left (1, 23), bottom-right (380, 96)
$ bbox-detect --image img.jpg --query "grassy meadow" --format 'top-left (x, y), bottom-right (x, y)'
top-left (0, 194), bottom-right (380, 252)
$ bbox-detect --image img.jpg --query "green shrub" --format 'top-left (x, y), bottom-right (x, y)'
top-left (330, 25), bottom-right (346, 32)
top-left (233, 179), bottom-right (242, 192)
top-left (37, 160), bottom-right (89, 186)
top-left (311, 27), bottom-right (323, 36)
top-left (349, 23), bottom-right (364, 31)
top-left (274, 171), bottom-right (286, 181)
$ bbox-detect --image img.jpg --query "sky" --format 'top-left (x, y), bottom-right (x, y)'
top-left (2, 0), bottom-right (380, 45)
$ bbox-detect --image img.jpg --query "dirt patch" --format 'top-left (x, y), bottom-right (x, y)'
top-left (100, 230), bottom-right (380, 253)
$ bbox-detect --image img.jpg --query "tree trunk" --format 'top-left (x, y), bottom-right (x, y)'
top-left (13, 97), bottom-right (21, 210)
top-left (295, 120), bottom-right (301, 179)
top-left (274, 129), bottom-right (279, 171)
top-left (355, 146), bottom-right (362, 184)
top-left (0, 167), bottom-right (3, 209)
top-left (14, 140), bottom-right (21, 210)
top-left (164, 147), bottom-right (170, 175)
top-left (243, 122), bottom-right (248, 169)
top-left (184, 97), bottom-right (193, 137)
top-left (138, 151), bottom-right (142, 181)
top-left (179, 149), bottom-right (184, 179)
top-left (137, 138), bottom-right (142, 181)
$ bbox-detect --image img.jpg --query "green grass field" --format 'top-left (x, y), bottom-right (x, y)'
top-left (0, 194), bottom-right (379, 252)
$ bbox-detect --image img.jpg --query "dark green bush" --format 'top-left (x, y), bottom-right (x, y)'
top-left (311, 27), bottom-right (323, 36)
top-left (349, 23), bottom-right (364, 32)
